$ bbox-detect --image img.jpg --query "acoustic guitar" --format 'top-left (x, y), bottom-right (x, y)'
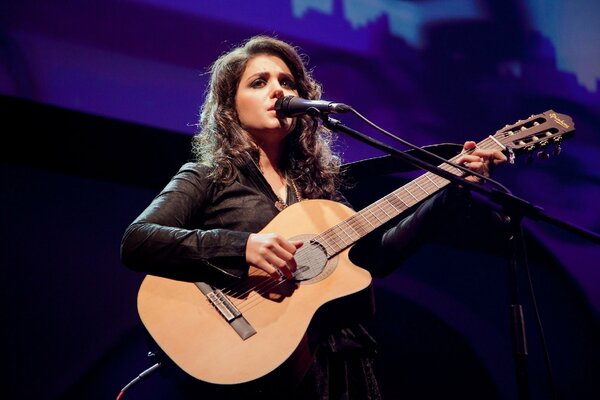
top-left (137, 111), bottom-right (574, 385)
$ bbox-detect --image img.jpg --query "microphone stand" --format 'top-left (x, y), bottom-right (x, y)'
top-left (323, 115), bottom-right (600, 400)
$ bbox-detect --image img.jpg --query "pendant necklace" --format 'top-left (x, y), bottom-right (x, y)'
top-left (274, 179), bottom-right (303, 211)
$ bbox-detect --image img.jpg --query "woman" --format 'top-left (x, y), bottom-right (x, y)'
top-left (121, 35), bottom-right (506, 399)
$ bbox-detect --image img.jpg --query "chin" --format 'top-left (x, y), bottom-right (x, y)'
top-left (280, 118), bottom-right (296, 133)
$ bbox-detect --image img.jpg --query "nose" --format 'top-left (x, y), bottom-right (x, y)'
top-left (271, 85), bottom-right (284, 99)
top-left (269, 78), bottom-right (286, 98)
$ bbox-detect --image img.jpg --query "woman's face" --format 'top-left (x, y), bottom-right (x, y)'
top-left (235, 54), bottom-right (299, 143)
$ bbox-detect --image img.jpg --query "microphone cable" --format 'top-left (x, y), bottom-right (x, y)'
top-left (340, 105), bottom-right (560, 399)
top-left (342, 106), bottom-right (513, 194)
top-left (115, 360), bottom-right (162, 400)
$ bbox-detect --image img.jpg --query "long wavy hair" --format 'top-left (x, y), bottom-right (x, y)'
top-left (191, 35), bottom-right (342, 199)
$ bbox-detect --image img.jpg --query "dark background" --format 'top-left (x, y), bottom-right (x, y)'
top-left (1, 1), bottom-right (599, 399)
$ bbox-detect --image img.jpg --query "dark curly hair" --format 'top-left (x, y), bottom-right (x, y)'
top-left (191, 35), bottom-right (342, 199)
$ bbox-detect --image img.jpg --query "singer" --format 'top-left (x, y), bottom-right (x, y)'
top-left (120, 35), bottom-right (506, 399)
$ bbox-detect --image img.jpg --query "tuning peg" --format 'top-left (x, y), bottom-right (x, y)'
top-left (537, 149), bottom-right (550, 160)
top-left (507, 148), bottom-right (515, 164)
top-left (526, 150), bottom-right (534, 164)
top-left (553, 142), bottom-right (562, 156)
top-left (537, 141), bottom-right (550, 160)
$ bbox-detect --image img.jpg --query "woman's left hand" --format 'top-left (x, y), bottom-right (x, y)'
top-left (457, 141), bottom-right (507, 183)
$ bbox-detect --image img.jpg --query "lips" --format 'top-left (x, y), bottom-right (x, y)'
top-left (267, 106), bottom-right (281, 118)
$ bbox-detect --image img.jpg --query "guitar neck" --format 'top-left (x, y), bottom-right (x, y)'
top-left (315, 136), bottom-right (505, 257)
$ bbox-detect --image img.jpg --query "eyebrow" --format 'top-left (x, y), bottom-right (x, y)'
top-left (244, 71), bottom-right (295, 83)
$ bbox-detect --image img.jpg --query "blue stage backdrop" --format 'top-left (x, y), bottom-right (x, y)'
top-left (1, 1), bottom-right (599, 399)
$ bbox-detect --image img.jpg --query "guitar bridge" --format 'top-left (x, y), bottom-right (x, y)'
top-left (195, 282), bottom-right (257, 340)
top-left (206, 289), bottom-right (241, 322)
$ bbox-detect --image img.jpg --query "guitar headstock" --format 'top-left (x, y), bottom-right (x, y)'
top-left (492, 110), bottom-right (575, 162)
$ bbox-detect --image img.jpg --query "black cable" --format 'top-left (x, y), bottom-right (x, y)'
top-left (346, 107), bottom-right (513, 194)
top-left (517, 225), bottom-right (559, 400)
top-left (116, 361), bottom-right (162, 400)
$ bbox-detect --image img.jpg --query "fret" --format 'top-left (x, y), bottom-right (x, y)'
top-left (388, 194), bottom-right (409, 210)
top-left (340, 220), bottom-right (361, 242)
top-left (431, 175), bottom-right (447, 188)
top-left (389, 199), bottom-right (409, 215)
top-left (413, 179), bottom-right (430, 196)
top-left (333, 223), bottom-right (354, 245)
top-left (402, 187), bottom-right (419, 202)
top-left (365, 206), bottom-right (386, 224)
top-left (424, 174), bottom-right (438, 187)
top-left (349, 219), bottom-right (370, 237)
top-left (318, 241), bottom-right (334, 257)
top-left (376, 202), bottom-right (394, 218)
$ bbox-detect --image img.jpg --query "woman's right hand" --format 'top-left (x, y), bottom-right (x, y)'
top-left (245, 233), bottom-right (304, 280)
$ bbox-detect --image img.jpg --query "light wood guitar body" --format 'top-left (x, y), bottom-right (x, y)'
top-left (138, 200), bottom-right (372, 385)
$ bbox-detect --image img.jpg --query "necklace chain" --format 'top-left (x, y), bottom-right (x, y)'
top-left (275, 179), bottom-right (303, 211)
top-left (253, 158), bottom-right (303, 211)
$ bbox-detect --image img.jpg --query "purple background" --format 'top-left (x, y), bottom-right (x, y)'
top-left (1, 0), bottom-right (599, 399)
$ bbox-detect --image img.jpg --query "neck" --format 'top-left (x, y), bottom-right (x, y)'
top-left (256, 143), bottom-right (283, 175)
top-left (254, 146), bottom-right (289, 208)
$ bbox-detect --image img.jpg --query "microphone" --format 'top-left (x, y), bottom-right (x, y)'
top-left (275, 96), bottom-right (351, 117)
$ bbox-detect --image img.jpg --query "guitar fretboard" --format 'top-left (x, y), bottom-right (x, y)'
top-left (315, 137), bottom-right (504, 257)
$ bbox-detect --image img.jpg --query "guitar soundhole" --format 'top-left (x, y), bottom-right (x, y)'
top-left (290, 234), bottom-right (335, 283)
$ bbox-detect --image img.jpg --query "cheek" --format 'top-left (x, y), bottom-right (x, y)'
top-left (235, 95), bottom-right (253, 124)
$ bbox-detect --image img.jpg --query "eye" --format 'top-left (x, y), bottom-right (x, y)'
top-left (250, 78), bottom-right (266, 88)
top-left (280, 78), bottom-right (297, 90)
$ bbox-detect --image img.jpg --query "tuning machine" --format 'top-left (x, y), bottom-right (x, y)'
top-left (536, 137), bottom-right (564, 160)
top-left (536, 141), bottom-right (550, 160)
top-left (552, 137), bottom-right (563, 156)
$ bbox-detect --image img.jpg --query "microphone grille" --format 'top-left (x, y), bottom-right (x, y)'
top-left (275, 96), bottom-right (294, 111)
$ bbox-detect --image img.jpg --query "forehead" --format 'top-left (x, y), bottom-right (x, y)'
top-left (241, 54), bottom-right (293, 78)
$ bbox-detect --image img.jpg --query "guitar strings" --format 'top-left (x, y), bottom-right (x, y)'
top-left (205, 276), bottom-right (269, 314)
top-left (315, 137), bottom-right (502, 255)
top-left (216, 269), bottom-right (290, 314)
top-left (213, 237), bottom-right (336, 314)
top-left (237, 277), bottom-right (291, 313)
top-left (221, 270), bottom-right (274, 300)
